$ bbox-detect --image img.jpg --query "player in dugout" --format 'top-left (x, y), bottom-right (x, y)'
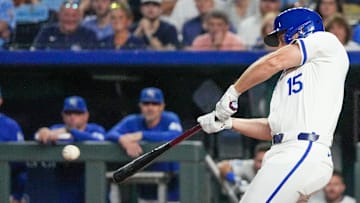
top-left (106, 87), bottom-right (183, 203)
top-left (197, 7), bottom-right (349, 203)
top-left (0, 86), bottom-right (27, 203)
top-left (27, 96), bottom-right (105, 203)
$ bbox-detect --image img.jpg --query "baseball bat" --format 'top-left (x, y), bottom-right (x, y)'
top-left (112, 124), bottom-right (202, 183)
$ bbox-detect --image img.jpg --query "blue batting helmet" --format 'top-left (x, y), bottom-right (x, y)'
top-left (264, 7), bottom-right (324, 47)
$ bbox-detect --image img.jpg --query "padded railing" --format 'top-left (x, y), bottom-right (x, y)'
top-left (0, 141), bottom-right (210, 203)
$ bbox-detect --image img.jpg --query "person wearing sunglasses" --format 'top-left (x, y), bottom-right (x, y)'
top-left (31, 0), bottom-right (98, 50)
top-left (107, 87), bottom-right (183, 203)
top-left (27, 96), bottom-right (105, 203)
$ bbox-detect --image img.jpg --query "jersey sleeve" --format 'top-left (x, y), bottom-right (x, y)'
top-left (106, 117), bottom-right (133, 142)
top-left (4, 119), bottom-right (24, 142)
top-left (295, 32), bottom-right (342, 65)
top-left (70, 124), bottom-right (105, 141)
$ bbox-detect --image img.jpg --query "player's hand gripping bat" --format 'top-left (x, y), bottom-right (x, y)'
top-left (113, 124), bottom-right (202, 183)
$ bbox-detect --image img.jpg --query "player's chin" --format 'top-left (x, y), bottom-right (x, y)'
top-left (144, 115), bottom-right (157, 122)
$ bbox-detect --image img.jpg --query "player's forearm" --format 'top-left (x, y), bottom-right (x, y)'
top-left (231, 118), bottom-right (272, 141)
top-left (233, 54), bottom-right (281, 94)
top-left (69, 129), bottom-right (104, 141)
top-left (233, 45), bottom-right (301, 94)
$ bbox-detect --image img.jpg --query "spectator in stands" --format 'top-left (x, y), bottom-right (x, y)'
top-left (160, 0), bottom-right (198, 37)
top-left (309, 170), bottom-right (356, 203)
top-left (314, 0), bottom-right (343, 23)
top-left (14, 0), bottom-right (49, 23)
top-left (0, 0), bottom-right (15, 49)
top-left (323, 171), bottom-right (356, 203)
top-left (281, 0), bottom-right (306, 9)
top-left (41, 0), bottom-right (66, 12)
top-left (132, 0), bottom-right (179, 50)
top-left (160, 0), bottom-right (177, 25)
top-left (191, 10), bottom-right (245, 50)
top-left (217, 142), bottom-right (270, 194)
top-left (252, 11), bottom-right (278, 50)
top-left (99, 1), bottom-right (146, 50)
top-left (0, 86), bottom-right (27, 203)
top-left (106, 87), bottom-right (183, 203)
top-left (181, 0), bottom-right (215, 48)
top-left (27, 96), bottom-right (105, 203)
top-left (325, 13), bottom-right (360, 51)
top-left (12, 0), bottom-right (50, 49)
top-left (82, 0), bottom-right (113, 40)
top-left (31, 0), bottom-right (98, 50)
top-left (237, 0), bottom-right (281, 49)
top-left (222, 0), bottom-right (259, 30)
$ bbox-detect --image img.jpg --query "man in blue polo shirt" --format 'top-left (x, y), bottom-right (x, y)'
top-left (0, 86), bottom-right (27, 203)
top-left (32, 0), bottom-right (97, 50)
top-left (27, 96), bottom-right (105, 203)
top-left (107, 87), bottom-right (183, 202)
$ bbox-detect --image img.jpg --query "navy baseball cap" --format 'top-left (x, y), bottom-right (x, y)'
top-left (139, 87), bottom-right (164, 104)
top-left (62, 96), bottom-right (88, 113)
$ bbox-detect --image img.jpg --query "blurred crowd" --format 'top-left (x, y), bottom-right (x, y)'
top-left (1, 0), bottom-right (360, 51)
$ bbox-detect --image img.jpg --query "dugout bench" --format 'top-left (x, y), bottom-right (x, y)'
top-left (0, 141), bottom-right (212, 203)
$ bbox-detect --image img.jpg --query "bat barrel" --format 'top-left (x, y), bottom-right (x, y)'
top-left (113, 143), bottom-right (171, 183)
top-left (112, 124), bottom-right (202, 184)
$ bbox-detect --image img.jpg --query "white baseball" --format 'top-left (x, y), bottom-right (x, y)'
top-left (62, 145), bottom-right (80, 161)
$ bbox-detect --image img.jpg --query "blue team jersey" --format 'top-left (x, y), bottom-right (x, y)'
top-left (106, 111), bottom-right (183, 201)
top-left (0, 113), bottom-right (26, 201)
top-left (0, 113), bottom-right (24, 141)
top-left (50, 123), bottom-right (105, 142)
top-left (26, 123), bottom-right (105, 203)
top-left (32, 23), bottom-right (98, 50)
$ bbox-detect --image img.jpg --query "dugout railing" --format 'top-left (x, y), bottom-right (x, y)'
top-left (0, 141), bottom-right (213, 203)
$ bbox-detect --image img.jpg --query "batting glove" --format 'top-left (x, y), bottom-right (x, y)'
top-left (197, 111), bottom-right (232, 134)
top-left (215, 85), bottom-right (241, 121)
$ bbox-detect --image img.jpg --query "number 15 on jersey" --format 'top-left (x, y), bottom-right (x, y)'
top-left (287, 73), bottom-right (303, 96)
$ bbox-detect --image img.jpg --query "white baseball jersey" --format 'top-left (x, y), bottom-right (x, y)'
top-left (239, 32), bottom-right (349, 203)
top-left (268, 31), bottom-right (349, 147)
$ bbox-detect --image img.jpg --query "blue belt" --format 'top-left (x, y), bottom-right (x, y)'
top-left (272, 132), bottom-right (319, 144)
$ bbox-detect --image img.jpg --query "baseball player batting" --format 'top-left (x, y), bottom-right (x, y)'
top-left (197, 7), bottom-right (349, 203)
